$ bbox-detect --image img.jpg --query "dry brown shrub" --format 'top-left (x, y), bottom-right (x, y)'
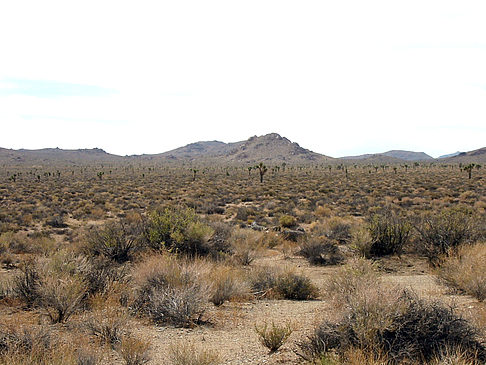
top-left (438, 242), bottom-right (486, 301)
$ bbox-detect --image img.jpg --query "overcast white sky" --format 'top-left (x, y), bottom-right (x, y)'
top-left (1, 1), bottom-right (485, 158)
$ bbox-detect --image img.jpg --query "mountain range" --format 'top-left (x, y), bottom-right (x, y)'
top-left (1, 133), bottom-right (485, 166)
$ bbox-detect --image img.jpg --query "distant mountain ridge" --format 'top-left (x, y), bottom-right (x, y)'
top-left (1, 134), bottom-right (485, 166)
top-left (342, 150), bottom-right (433, 162)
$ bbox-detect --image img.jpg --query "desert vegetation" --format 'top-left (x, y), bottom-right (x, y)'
top-left (1, 161), bottom-right (486, 363)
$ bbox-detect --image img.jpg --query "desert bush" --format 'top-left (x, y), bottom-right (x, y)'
top-left (118, 335), bottom-right (151, 365)
top-left (367, 211), bottom-right (411, 256)
top-left (415, 208), bottom-right (477, 264)
top-left (437, 242), bottom-right (486, 301)
top-left (39, 274), bottom-right (88, 323)
top-left (12, 260), bottom-right (41, 307)
top-left (255, 321), bottom-right (292, 353)
top-left (209, 266), bottom-right (249, 306)
top-left (145, 207), bottom-right (214, 256)
top-left (0, 325), bottom-right (82, 364)
top-left (248, 266), bottom-right (318, 300)
top-left (279, 215), bottom-right (297, 228)
top-left (350, 226), bottom-right (373, 258)
top-left (298, 287), bottom-right (486, 364)
top-left (229, 228), bottom-right (262, 266)
top-left (81, 256), bottom-right (128, 296)
top-left (168, 342), bottom-right (220, 365)
top-left (85, 306), bottom-right (128, 348)
top-left (86, 220), bottom-right (144, 263)
top-left (299, 239), bottom-right (344, 266)
top-left (324, 258), bottom-right (379, 306)
top-left (132, 255), bottom-right (210, 327)
top-left (325, 217), bottom-right (352, 244)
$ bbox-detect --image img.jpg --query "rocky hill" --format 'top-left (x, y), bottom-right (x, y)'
top-left (155, 133), bottom-right (333, 164)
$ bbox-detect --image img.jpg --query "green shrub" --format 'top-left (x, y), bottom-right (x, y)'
top-left (145, 207), bottom-right (213, 256)
top-left (279, 215), bottom-right (297, 228)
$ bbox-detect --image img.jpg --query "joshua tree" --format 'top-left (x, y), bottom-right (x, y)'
top-left (255, 162), bottom-right (268, 183)
top-left (191, 168), bottom-right (198, 181)
top-left (97, 171), bottom-right (104, 180)
top-left (463, 163), bottom-right (476, 179)
top-left (248, 166), bottom-right (252, 177)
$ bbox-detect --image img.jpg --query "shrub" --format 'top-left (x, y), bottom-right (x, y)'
top-left (248, 266), bottom-right (319, 300)
top-left (255, 321), bottom-right (292, 353)
top-left (132, 255), bottom-right (210, 327)
top-left (324, 258), bottom-right (379, 306)
top-left (325, 218), bottom-right (352, 244)
top-left (415, 208), bottom-right (476, 264)
top-left (209, 266), bottom-right (249, 306)
top-left (118, 335), bottom-right (151, 365)
top-left (279, 215), bottom-right (297, 228)
top-left (299, 239), bottom-right (344, 266)
top-left (145, 207), bottom-right (214, 256)
top-left (367, 211), bottom-right (411, 256)
top-left (229, 228), bottom-right (262, 266)
top-left (86, 220), bottom-right (143, 263)
top-left (298, 287), bottom-right (486, 364)
top-left (168, 342), bottom-right (220, 365)
top-left (85, 306), bottom-right (128, 348)
top-left (39, 274), bottom-right (87, 323)
top-left (12, 260), bottom-right (41, 307)
top-left (275, 271), bottom-right (319, 300)
top-left (438, 243), bottom-right (486, 301)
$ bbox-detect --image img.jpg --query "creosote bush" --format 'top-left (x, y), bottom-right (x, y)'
top-left (145, 207), bottom-right (214, 256)
top-left (255, 321), bottom-right (292, 353)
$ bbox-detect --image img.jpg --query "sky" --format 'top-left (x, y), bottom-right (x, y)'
top-left (1, 1), bottom-right (486, 158)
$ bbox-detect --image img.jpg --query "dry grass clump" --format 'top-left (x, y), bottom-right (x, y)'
top-left (438, 242), bottom-right (486, 301)
top-left (208, 265), bottom-right (250, 306)
top-left (168, 342), bottom-right (221, 365)
top-left (118, 335), bottom-right (151, 365)
top-left (85, 305), bottom-right (129, 348)
top-left (248, 266), bottom-right (319, 300)
top-left (300, 260), bottom-right (486, 364)
top-left (254, 321), bottom-right (293, 353)
top-left (131, 254), bottom-right (211, 327)
top-left (229, 228), bottom-right (263, 266)
top-left (0, 325), bottom-right (92, 365)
